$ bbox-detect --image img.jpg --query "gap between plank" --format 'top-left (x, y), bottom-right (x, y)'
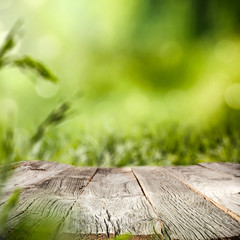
top-left (131, 169), bottom-right (167, 240)
top-left (52, 167), bottom-right (99, 239)
top-left (163, 167), bottom-right (240, 223)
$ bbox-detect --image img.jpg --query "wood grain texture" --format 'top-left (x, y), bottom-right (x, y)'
top-left (0, 161), bottom-right (97, 235)
top-left (1, 161), bottom-right (69, 202)
top-left (199, 162), bottom-right (240, 177)
top-left (166, 165), bottom-right (240, 219)
top-left (2, 161), bottom-right (240, 240)
top-left (59, 168), bottom-right (161, 238)
top-left (132, 167), bottom-right (240, 240)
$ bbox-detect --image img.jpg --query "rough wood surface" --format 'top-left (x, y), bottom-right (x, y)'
top-left (199, 162), bottom-right (240, 177)
top-left (1, 161), bottom-right (240, 240)
top-left (0, 161), bottom-right (97, 236)
top-left (58, 168), bottom-right (161, 238)
top-left (166, 164), bottom-right (240, 219)
top-left (132, 167), bottom-right (240, 240)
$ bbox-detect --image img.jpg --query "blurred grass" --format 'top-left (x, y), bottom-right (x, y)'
top-left (0, 0), bottom-right (240, 167)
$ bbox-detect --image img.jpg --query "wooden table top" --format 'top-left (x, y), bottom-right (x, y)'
top-left (1, 161), bottom-right (240, 240)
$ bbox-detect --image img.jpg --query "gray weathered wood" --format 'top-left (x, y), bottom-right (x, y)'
top-left (165, 165), bottom-right (240, 218)
top-left (1, 161), bottom-right (70, 201)
top-left (2, 161), bottom-right (240, 239)
top-left (58, 168), bottom-right (161, 238)
top-left (1, 161), bottom-right (97, 235)
top-left (199, 162), bottom-right (240, 177)
top-left (132, 167), bottom-right (240, 240)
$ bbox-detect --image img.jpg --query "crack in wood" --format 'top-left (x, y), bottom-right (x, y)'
top-left (104, 209), bottom-right (121, 237)
top-left (103, 218), bottom-right (110, 238)
top-left (131, 169), bottom-right (166, 240)
top-left (52, 167), bottom-right (99, 239)
top-left (29, 167), bottom-right (46, 171)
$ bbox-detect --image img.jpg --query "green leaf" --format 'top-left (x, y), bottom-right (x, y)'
top-left (0, 188), bottom-right (21, 234)
top-left (13, 56), bottom-right (58, 83)
top-left (0, 20), bottom-right (22, 60)
top-left (31, 101), bottom-right (71, 143)
top-left (0, 33), bottom-right (15, 60)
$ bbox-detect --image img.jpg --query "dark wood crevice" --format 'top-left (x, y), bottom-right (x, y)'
top-left (131, 169), bottom-right (167, 240)
top-left (53, 167), bottom-right (99, 237)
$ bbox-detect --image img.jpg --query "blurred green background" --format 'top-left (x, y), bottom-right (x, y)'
top-left (0, 0), bottom-right (240, 166)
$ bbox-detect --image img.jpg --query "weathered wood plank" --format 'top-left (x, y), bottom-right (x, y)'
top-left (1, 161), bottom-right (97, 236)
top-left (166, 165), bottom-right (240, 219)
top-left (1, 161), bottom-right (70, 201)
top-left (58, 168), bottom-right (161, 238)
top-left (199, 162), bottom-right (240, 177)
top-left (132, 167), bottom-right (240, 240)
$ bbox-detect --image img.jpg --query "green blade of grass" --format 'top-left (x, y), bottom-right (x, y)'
top-left (13, 56), bottom-right (58, 83)
top-left (0, 188), bottom-right (22, 235)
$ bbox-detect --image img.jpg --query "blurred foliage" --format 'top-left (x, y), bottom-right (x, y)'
top-left (0, 21), bottom-right (19, 62)
top-left (0, 188), bottom-right (21, 235)
top-left (13, 56), bottom-right (57, 83)
top-left (0, 0), bottom-right (240, 166)
top-left (31, 101), bottom-right (70, 143)
top-left (5, 215), bottom-right (60, 240)
top-left (0, 22), bottom-right (57, 83)
top-left (0, 23), bottom-right (59, 162)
